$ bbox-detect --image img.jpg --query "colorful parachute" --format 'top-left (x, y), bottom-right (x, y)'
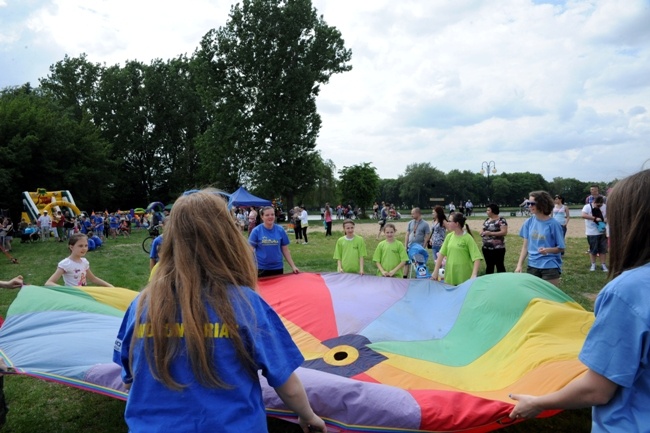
top-left (0, 273), bottom-right (594, 432)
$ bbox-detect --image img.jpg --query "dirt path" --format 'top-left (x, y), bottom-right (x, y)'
top-left (307, 215), bottom-right (585, 239)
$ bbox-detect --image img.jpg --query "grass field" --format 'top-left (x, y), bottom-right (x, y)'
top-left (0, 219), bottom-right (604, 433)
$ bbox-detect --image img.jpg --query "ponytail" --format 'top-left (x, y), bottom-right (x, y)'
top-left (451, 212), bottom-right (473, 236)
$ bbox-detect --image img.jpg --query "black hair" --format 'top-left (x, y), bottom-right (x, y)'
top-left (450, 212), bottom-right (473, 236)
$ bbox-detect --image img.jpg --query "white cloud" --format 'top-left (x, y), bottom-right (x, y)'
top-left (25, 0), bottom-right (231, 66)
top-left (313, 0), bottom-right (650, 181)
top-left (1, 0), bottom-right (649, 183)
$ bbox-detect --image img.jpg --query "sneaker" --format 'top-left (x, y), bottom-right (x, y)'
top-left (303, 242), bottom-right (308, 245)
top-left (590, 263), bottom-right (596, 272)
top-left (602, 264), bottom-right (608, 272)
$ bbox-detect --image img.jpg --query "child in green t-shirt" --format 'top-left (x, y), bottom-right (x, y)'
top-left (333, 219), bottom-right (367, 274)
top-left (373, 223), bottom-right (409, 278)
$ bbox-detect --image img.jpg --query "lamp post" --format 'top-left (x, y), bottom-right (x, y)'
top-left (480, 161), bottom-right (497, 203)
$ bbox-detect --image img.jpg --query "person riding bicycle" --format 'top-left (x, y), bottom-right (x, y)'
top-left (519, 198), bottom-right (532, 216)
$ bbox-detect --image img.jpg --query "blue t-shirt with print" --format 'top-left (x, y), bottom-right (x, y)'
top-left (518, 216), bottom-right (565, 269)
top-left (114, 287), bottom-right (303, 433)
top-left (248, 224), bottom-right (290, 271)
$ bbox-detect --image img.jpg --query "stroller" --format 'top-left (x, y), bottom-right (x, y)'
top-left (408, 243), bottom-right (430, 279)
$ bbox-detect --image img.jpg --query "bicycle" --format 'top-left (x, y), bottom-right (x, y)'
top-left (142, 225), bottom-right (161, 254)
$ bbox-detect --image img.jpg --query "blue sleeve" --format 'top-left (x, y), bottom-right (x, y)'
top-left (580, 288), bottom-right (646, 387)
top-left (279, 226), bottom-right (290, 247)
top-left (248, 227), bottom-right (259, 248)
top-left (519, 218), bottom-right (530, 239)
top-left (113, 299), bottom-right (138, 384)
top-left (149, 236), bottom-right (162, 260)
top-left (244, 294), bottom-right (303, 388)
top-left (554, 222), bottom-right (566, 249)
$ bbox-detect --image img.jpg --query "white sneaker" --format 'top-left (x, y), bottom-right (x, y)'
top-left (602, 264), bottom-right (608, 272)
top-left (590, 263), bottom-right (596, 272)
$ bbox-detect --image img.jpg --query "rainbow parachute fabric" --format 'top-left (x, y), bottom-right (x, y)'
top-left (0, 273), bottom-right (594, 432)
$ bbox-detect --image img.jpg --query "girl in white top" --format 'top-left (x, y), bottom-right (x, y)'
top-left (299, 206), bottom-right (309, 244)
top-left (45, 233), bottom-right (113, 287)
top-left (552, 194), bottom-right (570, 237)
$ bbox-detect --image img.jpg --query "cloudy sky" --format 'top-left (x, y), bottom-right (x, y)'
top-left (1, 0), bottom-right (649, 183)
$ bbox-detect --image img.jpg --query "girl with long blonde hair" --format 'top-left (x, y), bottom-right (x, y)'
top-left (114, 189), bottom-right (325, 433)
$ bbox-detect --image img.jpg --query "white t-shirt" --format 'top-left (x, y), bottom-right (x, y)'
top-left (582, 203), bottom-right (607, 236)
top-left (300, 210), bottom-right (309, 226)
top-left (38, 215), bottom-right (52, 228)
top-left (58, 257), bottom-right (90, 286)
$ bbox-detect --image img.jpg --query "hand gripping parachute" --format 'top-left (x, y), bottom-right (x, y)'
top-left (0, 273), bottom-right (593, 432)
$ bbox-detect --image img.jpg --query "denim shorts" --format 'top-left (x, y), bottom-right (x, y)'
top-left (587, 235), bottom-right (608, 255)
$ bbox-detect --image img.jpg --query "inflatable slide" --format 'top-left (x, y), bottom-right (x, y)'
top-left (22, 188), bottom-right (81, 222)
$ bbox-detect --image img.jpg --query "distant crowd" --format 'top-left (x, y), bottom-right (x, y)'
top-left (6, 209), bottom-right (163, 246)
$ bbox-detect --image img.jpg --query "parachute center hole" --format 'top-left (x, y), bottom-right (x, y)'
top-left (333, 351), bottom-right (348, 361)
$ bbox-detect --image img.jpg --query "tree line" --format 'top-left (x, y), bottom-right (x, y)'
top-left (326, 162), bottom-right (615, 217)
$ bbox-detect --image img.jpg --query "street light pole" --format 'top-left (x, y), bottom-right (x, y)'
top-left (480, 161), bottom-right (497, 203)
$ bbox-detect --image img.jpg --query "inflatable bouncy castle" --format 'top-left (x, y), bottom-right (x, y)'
top-left (22, 189), bottom-right (81, 222)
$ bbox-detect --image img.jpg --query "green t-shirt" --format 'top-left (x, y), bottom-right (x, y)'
top-left (440, 232), bottom-right (484, 285)
top-left (372, 239), bottom-right (409, 277)
top-left (333, 235), bottom-right (367, 273)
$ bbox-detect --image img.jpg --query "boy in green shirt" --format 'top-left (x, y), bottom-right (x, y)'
top-left (333, 219), bottom-right (367, 274)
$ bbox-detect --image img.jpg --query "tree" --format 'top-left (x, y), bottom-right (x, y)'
top-left (298, 156), bottom-right (338, 208)
top-left (501, 172), bottom-right (549, 205)
top-left (0, 85), bottom-right (113, 216)
top-left (137, 57), bottom-right (206, 198)
top-left (548, 177), bottom-right (588, 204)
top-left (39, 54), bottom-right (104, 122)
top-left (446, 169), bottom-right (480, 205)
top-left (338, 163), bottom-right (379, 217)
top-left (377, 178), bottom-right (401, 207)
top-left (490, 177), bottom-right (512, 205)
top-left (195, 0), bottom-right (352, 206)
top-left (91, 58), bottom-right (208, 205)
top-left (398, 163), bottom-right (447, 209)
top-left (41, 54), bottom-right (209, 207)
top-left (92, 61), bottom-right (162, 205)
